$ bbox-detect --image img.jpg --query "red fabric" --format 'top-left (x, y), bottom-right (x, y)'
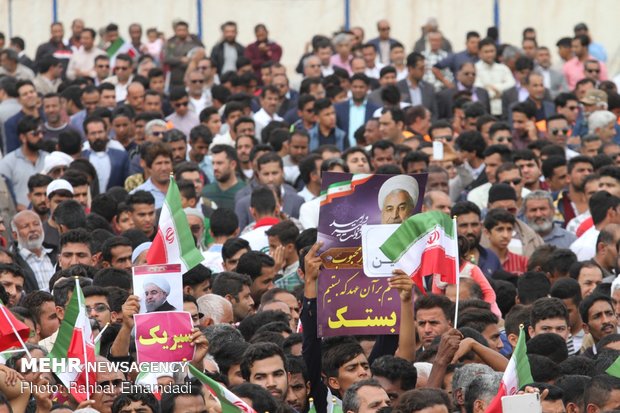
top-left (0, 305), bottom-right (29, 351)
top-left (253, 216), bottom-right (280, 229)
top-left (576, 217), bottom-right (594, 238)
top-left (502, 252), bottom-right (528, 275)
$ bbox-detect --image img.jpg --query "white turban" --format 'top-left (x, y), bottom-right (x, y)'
top-left (377, 175), bottom-right (419, 210)
top-left (144, 275), bottom-right (171, 295)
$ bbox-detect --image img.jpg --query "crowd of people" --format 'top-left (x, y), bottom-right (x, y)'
top-left (0, 13), bottom-right (619, 413)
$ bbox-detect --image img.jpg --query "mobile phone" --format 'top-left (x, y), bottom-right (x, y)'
top-left (432, 140), bottom-right (444, 160)
top-left (501, 393), bottom-right (542, 413)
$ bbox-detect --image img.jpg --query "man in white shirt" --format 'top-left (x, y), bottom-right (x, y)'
top-left (474, 38), bottom-right (515, 116)
top-left (66, 28), bottom-right (106, 80)
top-left (571, 191), bottom-right (620, 261)
top-left (253, 85), bottom-right (283, 138)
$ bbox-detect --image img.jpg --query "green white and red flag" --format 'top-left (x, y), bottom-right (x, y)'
top-left (189, 364), bottom-right (257, 413)
top-left (146, 177), bottom-right (203, 273)
top-left (48, 278), bottom-right (96, 403)
top-left (380, 211), bottom-right (458, 293)
top-left (485, 325), bottom-right (534, 413)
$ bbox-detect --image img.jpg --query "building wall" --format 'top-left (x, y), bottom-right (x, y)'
top-left (2, 0), bottom-right (618, 77)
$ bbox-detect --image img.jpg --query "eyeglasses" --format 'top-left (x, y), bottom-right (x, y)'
top-left (190, 225), bottom-right (203, 233)
top-left (551, 128), bottom-right (570, 135)
top-left (502, 178), bottom-right (522, 186)
top-left (174, 101), bottom-right (189, 108)
top-left (586, 68), bottom-right (600, 73)
top-left (435, 135), bottom-right (453, 142)
top-left (190, 79), bottom-right (205, 84)
top-left (97, 64), bottom-right (110, 69)
top-left (567, 105), bottom-right (579, 111)
top-left (27, 129), bottom-right (43, 136)
top-left (496, 137), bottom-right (512, 143)
top-left (98, 379), bottom-right (124, 389)
top-left (86, 304), bottom-right (110, 313)
top-left (152, 131), bottom-right (164, 137)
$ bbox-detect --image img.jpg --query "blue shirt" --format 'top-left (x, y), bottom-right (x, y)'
top-left (348, 100), bottom-right (367, 147)
top-left (131, 178), bottom-right (166, 209)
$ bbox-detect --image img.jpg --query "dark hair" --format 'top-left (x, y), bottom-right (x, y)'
top-left (265, 220), bottom-right (299, 246)
top-left (405, 52), bottom-right (425, 68)
top-left (182, 264), bottom-right (211, 289)
top-left (236, 251), bottom-right (275, 280)
top-left (169, 86), bottom-right (188, 102)
top-left (22, 291), bottom-right (54, 325)
top-left (584, 375), bottom-right (620, 411)
top-left (230, 383), bottom-right (279, 413)
top-left (240, 342), bottom-right (287, 380)
top-left (160, 383), bottom-right (204, 413)
top-left (111, 392), bottom-right (159, 413)
top-left (209, 208), bottom-right (239, 238)
top-left (590, 191), bottom-right (620, 225)
top-left (371, 355), bottom-right (417, 391)
top-left (579, 294), bottom-right (614, 324)
top-left (59, 228), bottom-right (94, 253)
top-left (455, 131), bottom-right (486, 158)
top-left (414, 294), bottom-right (454, 322)
top-left (550, 277), bottom-right (582, 307)
top-left (393, 388), bottom-right (452, 413)
top-left (93, 268), bottom-right (131, 290)
top-left (27, 174), bottom-right (53, 192)
top-left (221, 238), bottom-right (250, 261)
top-left (100, 236), bottom-right (131, 264)
top-left (53, 200), bottom-right (86, 229)
top-left (322, 338), bottom-right (365, 378)
top-left (517, 271), bottom-right (551, 304)
top-left (530, 297), bottom-right (569, 330)
top-left (512, 101), bottom-right (536, 119)
top-left (126, 190), bottom-right (155, 208)
top-left (211, 272), bottom-right (251, 300)
top-left (483, 208), bottom-right (515, 230)
top-left (555, 374), bottom-right (591, 409)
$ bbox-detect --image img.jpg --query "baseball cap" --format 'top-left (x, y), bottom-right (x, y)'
top-left (581, 89), bottom-right (607, 106)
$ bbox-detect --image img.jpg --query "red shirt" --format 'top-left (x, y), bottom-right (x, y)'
top-left (501, 251), bottom-right (528, 275)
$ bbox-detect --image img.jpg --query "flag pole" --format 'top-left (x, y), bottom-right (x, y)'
top-left (76, 278), bottom-right (90, 400)
top-left (0, 305), bottom-right (31, 359)
top-left (93, 323), bottom-right (110, 344)
top-left (453, 216), bottom-right (461, 327)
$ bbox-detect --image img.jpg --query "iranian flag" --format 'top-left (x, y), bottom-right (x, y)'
top-left (136, 365), bottom-right (162, 400)
top-left (146, 177), bottom-right (203, 273)
top-left (380, 211), bottom-right (458, 293)
top-left (485, 326), bottom-right (534, 413)
top-left (48, 278), bottom-right (96, 403)
top-left (190, 364), bottom-right (257, 413)
top-left (606, 354), bottom-right (620, 377)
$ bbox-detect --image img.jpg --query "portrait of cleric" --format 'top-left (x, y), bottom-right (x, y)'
top-left (378, 175), bottom-right (420, 224)
top-left (143, 275), bottom-right (178, 312)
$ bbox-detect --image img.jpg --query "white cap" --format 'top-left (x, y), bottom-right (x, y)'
top-left (46, 179), bottom-right (74, 197)
top-left (377, 175), bottom-right (419, 210)
top-left (42, 151), bottom-right (74, 174)
top-left (144, 275), bottom-right (171, 295)
top-left (184, 207), bottom-right (204, 220)
top-left (132, 242), bottom-right (151, 263)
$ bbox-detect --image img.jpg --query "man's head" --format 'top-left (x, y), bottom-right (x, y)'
top-left (371, 356), bottom-right (417, 404)
top-left (483, 208), bottom-right (516, 252)
top-left (343, 378), bottom-right (390, 413)
top-left (379, 108), bottom-right (405, 142)
top-left (211, 144), bottom-right (238, 185)
top-left (415, 294), bottom-right (454, 347)
top-left (111, 393), bottom-right (159, 413)
top-left (323, 338), bottom-right (370, 396)
top-left (221, 238), bottom-right (250, 272)
top-left (236, 251), bottom-right (276, 303)
top-left (143, 276), bottom-right (171, 312)
top-left (393, 388), bottom-right (452, 413)
top-left (197, 293), bottom-right (233, 326)
top-left (588, 111), bottom-right (617, 143)
top-left (84, 116), bottom-right (108, 152)
top-left (11, 210), bottom-right (44, 253)
top-left (83, 285), bottom-right (112, 327)
top-left (523, 190), bottom-right (556, 236)
top-left (143, 141), bottom-right (173, 186)
top-left (240, 342), bottom-right (289, 401)
top-left (464, 373), bottom-right (502, 413)
top-left (160, 383), bottom-right (207, 413)
top-left (0, 264), bottom-right (24, 307)
top-left (568, 156), bottom-right (595, 192)
top-left (126, 191), bottom-right (156, 238)
top-left (570, 262), bottom-right (603, 298)
top-left (541, 156), bottom-right (569, 193)
top-left (451, 202), bottom-right (483, 249)
top-left (528, 297), bottom-right (569, 340)
top-left (58, 229), bottom-right (94, 269)
top-left (22, 291), bottom-right (59, 340)
top-left (378, 175), bottom-right (419, 224)
top-left (580, 294), bottom-right (619, 343)
top-left (256, 152), bottom-right (284, 187)
top-left (100, 236), bottom-right (132, 273)
top-left (584, 374), bottom-right (620, 413)
top-left (211, 271), bottom-right (255, 322)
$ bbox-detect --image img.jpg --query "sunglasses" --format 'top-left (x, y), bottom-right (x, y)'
top-left (174, 101), bottom-right (189, 108)
top-left (567, 105), bottom-right (579, 111)
top-left (551, 128), bottom-right (570, 135)
top-left (496, 137), bottom-right (512, 143)
top-left (435, 135), bottom-right (453, 142)
top-left (97, 64), bottom-right (110, 69)
top-left (502, 178), bottom-right (522, 186)
top-left (98, 379), bottom-right (124, 389)
top-left (86, 304), bottom-right (110, 313)
top-left (152, 131), bottom-right (164, 137)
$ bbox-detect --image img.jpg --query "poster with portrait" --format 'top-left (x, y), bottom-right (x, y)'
top-left (134, 311), bottom-right (195, 364)
top-left (316, 172), bottom-right (427, 337)
top-left (133, 264), bottom-right (184, 314)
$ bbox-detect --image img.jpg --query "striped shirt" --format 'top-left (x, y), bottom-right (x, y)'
top-left (18, 247), bottom-right (55, 291)
top-left (501, 251), bottom-right (528, 275)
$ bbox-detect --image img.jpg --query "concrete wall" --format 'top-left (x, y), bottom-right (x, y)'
top-left (2, 0), bottom-right (618, 76)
